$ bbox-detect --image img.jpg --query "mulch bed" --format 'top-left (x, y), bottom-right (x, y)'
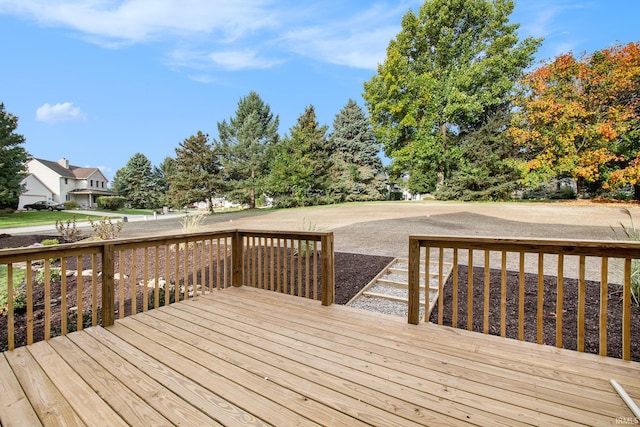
top-left (1, 234), bottom-right (638, 362)
top-left (0, 234), bottom-right (393, 351)
top-left (429, 265), bottom-right (640, 361)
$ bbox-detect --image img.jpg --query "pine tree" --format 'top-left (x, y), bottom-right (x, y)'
top-left (0, 103), bottom-right (29, 209)
top-left (328, 100), bottom-right (387, 202)
top-left (113, 153), bottom-right (162, 209)
top-left (217, 91), bottom-right (279, 208)
top-left (438, 104), bottom-right (519, 200)
top-left (268, 106), bottom-right (331, 207)
top-left (168, 131), bottom-right (222, 210)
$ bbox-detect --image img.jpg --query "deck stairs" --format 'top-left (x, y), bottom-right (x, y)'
top-left (347, 258), bottom-right (453, 319)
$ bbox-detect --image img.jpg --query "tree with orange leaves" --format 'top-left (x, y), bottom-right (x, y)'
top-left (511, 42), bottom-right (640, 197)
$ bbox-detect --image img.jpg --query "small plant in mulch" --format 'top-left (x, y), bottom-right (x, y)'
top-left (56, 215), bottom-right (82, 242)
top-left (294, 217), bottom-right (320, 257)
top-left (89, 217), bottom-right (125, 240)
top-left (611, 207), bottom-right (640, 306)
top-left (180, 213), bottom-right (207, 233)
top-left (35, 267), bottom-right (62, 285)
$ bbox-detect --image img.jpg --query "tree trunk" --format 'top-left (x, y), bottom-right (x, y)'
top-left (634, 184), bottom-right (640, 201)
top-left (249, 170), bottom-right (256, 209)
top-left (436, 123), bottom-right (447, 192)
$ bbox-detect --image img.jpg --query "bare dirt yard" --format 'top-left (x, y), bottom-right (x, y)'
top-left (2, 201), bottom-right (639, 360)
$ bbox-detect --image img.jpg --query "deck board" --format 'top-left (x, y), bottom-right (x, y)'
top-left (1, 286), bottom-right (639, 426)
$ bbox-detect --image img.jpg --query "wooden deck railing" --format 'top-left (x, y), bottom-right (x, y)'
top-left (0, 229), bottom-right (334, 351)
top-left (408, 236), bottom-right (639, 361)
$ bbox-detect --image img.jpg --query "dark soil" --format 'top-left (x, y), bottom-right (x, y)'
top-left (1, 234), bottom-right (638, 361)
top-left (429, 265), bottom-right (640, 361)
top-left (0, 234), bottom-right (393, 351)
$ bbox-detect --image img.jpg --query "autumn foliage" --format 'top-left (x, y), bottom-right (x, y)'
top-left (511, 42), bottom-right (640, 196)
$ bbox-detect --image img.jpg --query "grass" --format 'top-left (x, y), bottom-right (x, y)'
top-left (0, 265), bottom-right (26, 312)
top-left (0, 211), bottom-right (105, 229)
top-left (94, 208), bottom-right (152, 216)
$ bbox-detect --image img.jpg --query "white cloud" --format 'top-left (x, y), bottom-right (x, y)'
top-left (36, 102), bottom-right (86, 123)
top-left (0, 0), bottom-right (418, 71)
top-left (514, 1), bottom-right (594, 60)
top-left (279, 3), bottom-right (414, 70)
top-left (0, 0), bottom-right (279, 45)
top-left (208, 49), bottom-right (283, 71)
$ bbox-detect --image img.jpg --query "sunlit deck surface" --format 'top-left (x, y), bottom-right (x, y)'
top-left (2, 286), bottom-right (639, 426)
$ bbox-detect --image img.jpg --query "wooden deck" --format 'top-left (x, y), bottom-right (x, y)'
top-left (1, 287), bottom-right (639, 426)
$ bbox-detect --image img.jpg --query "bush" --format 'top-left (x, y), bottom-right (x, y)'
top-left (549, 187), bottom-right (577, 200)
top-left (89, 217), bottom-right (124, 240)
top-left (64, 201), bottom-right (80, 210)
top-left (56, 215), bottom-right (82, 242)
top-left (612, 208), bottom-right (640, 306)
top-left (97, 196), bottom-right (126, 211)
top-left (35, 267), bottom-right (62, 284)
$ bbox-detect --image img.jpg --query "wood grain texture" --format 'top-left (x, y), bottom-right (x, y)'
top-left (2, 287), bottom-right (638, 426)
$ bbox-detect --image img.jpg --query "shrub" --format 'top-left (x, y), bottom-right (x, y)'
top-left (35, 267), bottom-right (62, 284)
top-left (97, 196), bottom-right (126, 211)
top-left (0, 267), bottom-right (26, 313)
top-left (147, 282), bottom-right (181, 309)
top-left (89, 216), bottom-right (124, 240)
top-left (56, 215), bottom-right (82, 242)
top-left (612, 208), bottom-right (640, 306)
top-left (180, 213), bottom-right (207, 233)
top-left (64, 201), bottom-right (80, 210)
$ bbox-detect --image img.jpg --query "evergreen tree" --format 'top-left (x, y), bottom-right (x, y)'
top-left (168, 131), bottom-right (222, 210)
top-left (217, 91), bottom-right (279, 208)
top-left (113, 153), bottom-right (162, 209)
top-left (269, 106), bottom-right (331, 207)
top-left (151, 156), bottom-right (175, 208)
top-left (328, 100), bottom-right (387, 202)
top-left (363, 0), bottom-right (540, 195)
top-left (438, 104), bottom-right (519, 200)
top-left (0, 103), bottom-right (29, 209)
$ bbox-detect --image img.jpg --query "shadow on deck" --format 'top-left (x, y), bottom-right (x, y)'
top-left (2, 286), bottom-right (639, 426)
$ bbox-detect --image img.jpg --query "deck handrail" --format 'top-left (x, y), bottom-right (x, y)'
top-left (408, 235), bottom-right (639, 361)
top-left (0, 228), bottom-right (334, 351)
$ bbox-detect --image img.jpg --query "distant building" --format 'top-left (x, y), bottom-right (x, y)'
top-left (19, 157), bottom-right (116, 209)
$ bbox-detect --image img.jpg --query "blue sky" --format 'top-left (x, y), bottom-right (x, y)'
top-left (0, 0), bottom-right (638, 181)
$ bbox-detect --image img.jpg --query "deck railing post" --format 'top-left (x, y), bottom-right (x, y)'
top-left (408, 237), bottom-right (421, 325)
top-left (321, 233), bottom-right (335, 306)
top-left (231, 231), bottom-right (244, 287)
top-left (101, 243), bottom-right (115, 327)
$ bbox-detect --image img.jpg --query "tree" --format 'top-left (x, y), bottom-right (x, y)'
top-left (217, 91), bottom-right (279, 208)
top-left (168, 131), bottom-right (222, 209)
top-left (438, 103), bottom-right (519, 200)
top-left (0, 103), bottom-right (29, 209)
top-left (152, 156), bottom-right (175, 207)
top-left (268, 106), bottom-right (331, 207)
top-left (363, 0), bottom-right (540, 194)
top-left (328, 100), bottom-right (387, 202)
top-left (112, 153), bottom-right (162, 209)
top-left (511, 42), bottom-right (640, 197)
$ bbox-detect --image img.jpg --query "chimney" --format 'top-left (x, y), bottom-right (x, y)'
top-left (58, 158), bottom-right (69, 169)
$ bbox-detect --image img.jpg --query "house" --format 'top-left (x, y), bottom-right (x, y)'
top-left (18, 157), bottom-right (116, 209)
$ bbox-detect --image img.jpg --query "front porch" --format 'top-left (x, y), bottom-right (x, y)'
top-left (3, 286), bottom-right (638, 426)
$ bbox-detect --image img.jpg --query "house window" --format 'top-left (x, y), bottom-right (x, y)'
top-left (64, 178), bottom-right (68, 184)
top-left (66, 195), bottom-right (70, 201)
top-left (90, 180), bottom-right (93, 187)
top-left (101, 181), bottom-right (104, 188)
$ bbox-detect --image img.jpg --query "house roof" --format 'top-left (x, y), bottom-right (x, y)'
top-left (34, 158), bottom-right (104, 180)
top-left (68, 189), bottom-right (117, 196)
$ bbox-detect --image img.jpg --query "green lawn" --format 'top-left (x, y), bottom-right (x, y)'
top-left (93, 208), bottom-right (154, 216)
top-left (0, 265), bottom-right (26, 311)
top-left (0, 211), bottom-right (105, 229)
